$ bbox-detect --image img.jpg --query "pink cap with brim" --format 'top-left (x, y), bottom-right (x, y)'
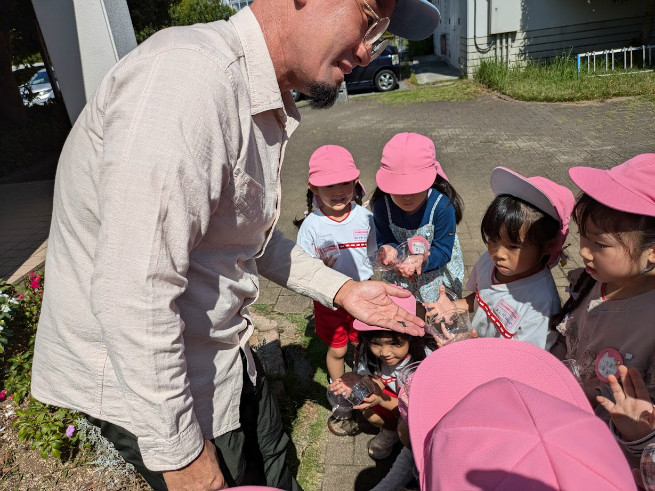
top-left (308, 145), bottom-right (360, 187)
top-left (376, 133), bottom-right (449, 195)
top-left (569, 153), bottom-right (655, 218)
top-left (353, 287), bottom-right (416, 331)
top-left (409, 339), bottom-right (635, 490)
top-left (490, 167), bottom-right (575, 266)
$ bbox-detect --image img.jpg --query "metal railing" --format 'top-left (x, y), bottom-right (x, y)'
top-left (576, 44), bottom-right (654, 76)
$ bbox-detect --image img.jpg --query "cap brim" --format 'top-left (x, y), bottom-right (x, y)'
top-left (490, 167), bottom-right (559, 222)
top-left (569, 165), bottom-right (655, 217)
top-left (409, 339), bottom-right (590, 476)
top-left (309, 168), bottom-right (360, 187)
top-left (388, 0), bottom-right (440, 41)
top-left (376, 166), bottom-right (436, 195)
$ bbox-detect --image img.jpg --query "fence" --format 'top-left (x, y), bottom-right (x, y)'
top-left (577, 44), bottom-right (654, 76)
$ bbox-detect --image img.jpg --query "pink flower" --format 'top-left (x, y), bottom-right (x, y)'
top-left (7, 395), bottom-right (12, 401)
top-left (30, 274), bottom-right (41, 290)
top-left (0, 389), bottom-right (6, 400)
top-left (17, 294), bottom-right (24, 300)
top-left (65, 425), bottom-right (75, 438)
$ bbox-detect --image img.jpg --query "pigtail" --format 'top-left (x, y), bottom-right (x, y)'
top-left (433, 176), bottom-right (464, 224)
top-left (354, 184), bottom-right (364, 206)
top-left (368, 186), bottom-right (387, 209)
top-left (548, 270), bottom-right (596, 332)
top-left (293, 189), bottom-right (315, 228)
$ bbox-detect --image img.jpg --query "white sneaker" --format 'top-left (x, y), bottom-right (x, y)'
top-left (368, 428), bottom-right (400, 460)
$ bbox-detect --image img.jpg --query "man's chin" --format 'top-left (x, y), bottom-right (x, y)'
top-left (306, 82), bottom-right (340, 110)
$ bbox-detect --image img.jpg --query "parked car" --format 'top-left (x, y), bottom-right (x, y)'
top-left (291, 44), bottom-right (401, 101)
top-left (20, 68), bottom-right (55, 106)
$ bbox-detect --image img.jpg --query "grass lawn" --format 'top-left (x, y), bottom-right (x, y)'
top-left (475, 56), bottom-right (655, 102)
top-left (374, 78), bottom-right (485, 104)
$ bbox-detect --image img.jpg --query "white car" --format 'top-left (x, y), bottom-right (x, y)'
top-left (21, 68), bottom-right (55, 106)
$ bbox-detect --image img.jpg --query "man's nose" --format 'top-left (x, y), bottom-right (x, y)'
top-left (354, 40), bottom-right (371, 67)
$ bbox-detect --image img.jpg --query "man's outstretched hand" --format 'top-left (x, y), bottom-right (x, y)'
top-left (333, 280), bottom-right (425, 336)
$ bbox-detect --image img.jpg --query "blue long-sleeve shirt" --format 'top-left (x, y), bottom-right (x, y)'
top-left (373, 190), bottom-right (456, 273)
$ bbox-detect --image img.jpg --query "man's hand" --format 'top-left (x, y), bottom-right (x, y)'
top-left (163, 439), bottom-right (227, 490)
top-left (597, 365), bottom-right (655, 442)
top-left (333, 280), bottom-right (425, 336)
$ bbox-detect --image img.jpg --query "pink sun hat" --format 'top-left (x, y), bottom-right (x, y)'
top-left (376, 133), bottom-right (449, 195)
top-left (569, 153), bottom-right (655, 218)
top-left (490, 167), bottom-right (575, 266)
top-left (353, 287), bottom-right (417, 332)
top-left (409, 339), bottom-right (635, 490)
top-left (308, 145), bottom-right (360, 187)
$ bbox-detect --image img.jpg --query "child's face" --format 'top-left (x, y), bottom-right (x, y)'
top-left (390, 191), bottom-right (429, 215)
top-left (578, 218), bottom-right (649, 285)
top-left (369, 334), bottom-right (410, 367)
top-left (309, 180), bottom-right (356, 215)
top-left (487, 227), bottom-right (545, 282)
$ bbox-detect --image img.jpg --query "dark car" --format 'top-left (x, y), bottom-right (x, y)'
top-left (291, 44), bottom-right (400, 101)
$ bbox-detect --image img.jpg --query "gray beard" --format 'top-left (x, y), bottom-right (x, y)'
top-left (307, 82), bottom-right (339, 109)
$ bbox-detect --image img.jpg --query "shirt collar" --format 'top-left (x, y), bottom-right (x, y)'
top-left (229, 7), bottom-right (300, 130)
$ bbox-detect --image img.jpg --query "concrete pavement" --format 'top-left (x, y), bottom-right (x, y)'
top-left (1, 87), bottom-right (655, 490)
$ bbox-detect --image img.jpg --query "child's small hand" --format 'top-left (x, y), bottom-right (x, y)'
top-left (353, 392), bottom-right (383, 410)
top-left (424, 285), bottom-right (456, 318)
top-left (379, 245), bottom-right (398, 266)
top-left (597, 365), bottom-right (655, 442)
top-left (321, 255), bottom-right (338, 268)
top-left (395, 255), bottom-right (423, 277)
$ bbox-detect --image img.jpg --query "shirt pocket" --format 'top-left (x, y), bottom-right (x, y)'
top-left (231, 167), bottom-right (265, 221)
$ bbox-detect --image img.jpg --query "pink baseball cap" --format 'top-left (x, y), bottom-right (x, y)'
top-left (409, 339), bottom-right (636, 490)
top-left (376, 133), bottom-right (449, 195)
top-left (353, 287), bottom-right (416, 332)
top-left (308, 145), bottom-right (360, 187)
top-left (569, 153), bottom-right (655, 218)
top-left (490, 167), bottom-right (575, 266)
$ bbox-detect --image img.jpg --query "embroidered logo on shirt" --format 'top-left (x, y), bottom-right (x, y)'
top-left (353, 229), bottom-right (369, 241)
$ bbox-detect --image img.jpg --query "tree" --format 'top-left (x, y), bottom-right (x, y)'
top-left (169, 0), bottom-right (236, 27)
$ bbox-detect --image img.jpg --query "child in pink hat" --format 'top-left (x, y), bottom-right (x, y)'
top-left (371, 133), bottom-right (465, 309)
top-left (550, 154), bottom-right (655, 466)
top-left (426, 167), bottom-right (575, 350)
top-left (294, 144), bottom-right (376, 437)
top-left (409, 338), bottom-right (637, 490)
top-left (329, 290), bottom-right (436, 465)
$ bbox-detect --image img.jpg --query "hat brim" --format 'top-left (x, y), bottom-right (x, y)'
top-left (388, 0), bottom-right (440, 41)
top-left (309, 167), bottom-right (360, 187)
top-left (376, 166), bottom-right (436, 195)
top-left (409, 339), bottom-right (590, 476)
top-left (569, 165), bottom-right (655, 217)
top-left (490, 167), bottom-right (560, 223)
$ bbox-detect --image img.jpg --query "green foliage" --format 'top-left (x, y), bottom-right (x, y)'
top-left (2, 0), bottom-right (42, 66)
top-left (0, 283), bottom-right (19, 365)
top-left (375, 79), bottom-right (484, 105)
top-left (169, 0), bottom-right (236, 26)
top-left (475, 54), bottom-right (655, 102)
top-left (13, 399), bottom-right (80, 459)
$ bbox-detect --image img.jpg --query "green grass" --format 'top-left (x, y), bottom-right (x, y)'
top-left (251, 305), bottom-right (330, 491)
top-left (375, 79), bottom-right (484, 104)
top-left (475, 55), bottom-right (655, 102)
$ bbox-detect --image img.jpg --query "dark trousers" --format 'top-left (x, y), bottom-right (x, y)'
top-left (86, 351), bottom-right (301, 491)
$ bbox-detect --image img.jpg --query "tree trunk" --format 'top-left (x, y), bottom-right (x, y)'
top-left (0, 23), bottom-right (27, 129)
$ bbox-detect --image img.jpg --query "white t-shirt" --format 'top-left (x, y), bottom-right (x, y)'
top-left (296, 203), bottom-right (376, 281)
top-left (466, 253), bottom-right (561, 349)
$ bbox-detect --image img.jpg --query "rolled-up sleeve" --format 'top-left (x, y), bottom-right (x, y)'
top-left (90, 48), bottom-right (235, 470)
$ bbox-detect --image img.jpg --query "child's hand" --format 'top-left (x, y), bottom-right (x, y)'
top-left (433, 328), bottom-right (478, 348)
top-left (379, 245), bottom-right (398, 266)
top-left (321, 255), bottom-right (337, 268)
top-left (424, 285), bottom-right (457, 318)
top-left (395, 255), bottom-right (424, 277)
top-left (353, 392), bottom-right (383, 410)
top-left (597, 365), bottom-right (655, 442)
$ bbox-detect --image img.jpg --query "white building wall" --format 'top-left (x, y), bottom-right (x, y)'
top-left (450, 0), bottom-right (650, 76)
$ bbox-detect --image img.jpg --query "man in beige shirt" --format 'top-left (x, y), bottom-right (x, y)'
top-left (31, 0), bottom-right (440, 488)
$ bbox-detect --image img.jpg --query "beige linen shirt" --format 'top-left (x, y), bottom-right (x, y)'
top-left (31, 8), bottom-right (349, 471)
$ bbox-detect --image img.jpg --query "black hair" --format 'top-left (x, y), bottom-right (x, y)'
top-left (369, 175), bottom-right (464, 224)
top-left (356, 330), bottom-right (436, 376)
top-left (573, 193), bottom-right (655, 262)
top-left (480, 195), bottom-right (559, 264)
top-left (293, 181), bottom-right (364, 228)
